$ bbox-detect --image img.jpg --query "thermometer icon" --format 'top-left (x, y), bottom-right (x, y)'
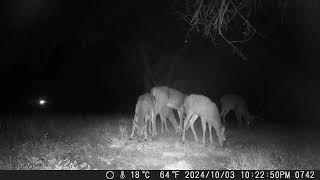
top-left (120, 171), bottom-right (125, 179)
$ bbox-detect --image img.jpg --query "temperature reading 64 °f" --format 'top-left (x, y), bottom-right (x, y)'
top-left (131, 171), bottom-right (150, 179)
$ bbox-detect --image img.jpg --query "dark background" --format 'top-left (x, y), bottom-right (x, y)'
top-left (2, 0), bottom-right (320, 131)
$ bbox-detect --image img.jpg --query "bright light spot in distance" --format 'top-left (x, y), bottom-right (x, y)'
top-left (39, 99), bottom-right (46, 105)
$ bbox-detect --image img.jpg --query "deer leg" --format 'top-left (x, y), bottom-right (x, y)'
top-left (154, 102), bottom-right (163, 136)
top-left (178, 109), bottom-right (184, 134)
top-left (189, 113), bottom-right (199, 143)
top-left (182, 111), bottom-right (193, 143)
top-left (201, 117), bottom-right (207, 145)
top-left (168, 112), bottom-right (179, 133)
top-left (144, 124), bottom-right (148, 141)
top-left (148, 116), bottom-right (152, 134)
top-left (186, 120), bottom-right (190, 131)
top-left (221, 108), bottom-right (230, 124)
top-left (208, 123), bottom-right (213, 144)
top-left (129, 122), bottom-right (136, 140)
top-left (151, 111), bottom-right (156, 138)
top-left (144, 116), bottom-right (148, 141)
top-left (160, 113), bottom-right (165, 134)
top-left (148, 113), bottom-right (154, 138)
top-left (164, 116), bottom-right (169, 133)
top-left (213, 122), bottom-right (224, 147)
top-left (220, 109), bottom-right (225, 123)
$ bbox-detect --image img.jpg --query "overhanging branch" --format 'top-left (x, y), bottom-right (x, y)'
top-left (175, 0), bottom-right (289, 60)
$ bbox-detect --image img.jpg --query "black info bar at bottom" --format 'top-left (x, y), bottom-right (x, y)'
top-left (0, 170), bottom-right (318, 180)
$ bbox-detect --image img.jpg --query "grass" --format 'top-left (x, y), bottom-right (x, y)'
top-left (0, 114), bottom-right (319, 170)
top-left (226, 125), bottom-right (320, 170)
top-left (104, 121), bottom-right (128, 148)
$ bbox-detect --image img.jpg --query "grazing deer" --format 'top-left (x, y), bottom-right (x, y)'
top-left (158, 106), bottom-right (180, 134)
top-left (182, 94), bottom-right (226, 147)
top-left (151, 86), bottom-right (186, 134)
top-left (129, 93), bottom-right (156, 141)
top-left (220, 94), bottom-right (258, 128)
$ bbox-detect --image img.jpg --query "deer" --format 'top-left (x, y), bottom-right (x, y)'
top-left (220, 94), bottom-right (260, 128)
top-left (158, 106), bottom-right (180, 134)
top-left (129, 93), bottom-right (156, 141)
top-left (182, 94), bottom-right (226, 147)
top-left (151, 86), bottom-right (186, 135)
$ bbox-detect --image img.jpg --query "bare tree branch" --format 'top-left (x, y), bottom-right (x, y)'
top-left (175, 0), bottom-right (289, 60)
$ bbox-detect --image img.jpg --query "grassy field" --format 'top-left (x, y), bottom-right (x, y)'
top-left (0, 114), bottom-right (319, 170)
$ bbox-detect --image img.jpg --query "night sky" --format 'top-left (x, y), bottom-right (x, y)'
top-left (2, 0), bottom-right (320, 130)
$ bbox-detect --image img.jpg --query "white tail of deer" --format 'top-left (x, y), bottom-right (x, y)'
top-left (182, 94), bottom-right (226, 147)
top-left (129, 93), bottom-right (156, 141)
top-left (220, 94), bottom-right (255, 128)
top-left (151, 86), bottom-right (186, 134)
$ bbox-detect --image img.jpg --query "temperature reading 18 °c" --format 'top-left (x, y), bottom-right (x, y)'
top-left (131, 171), bottom-right (150, 179)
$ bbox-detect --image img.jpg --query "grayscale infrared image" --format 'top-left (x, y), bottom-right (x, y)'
top-left (1, 0), bottom-right (320, 172)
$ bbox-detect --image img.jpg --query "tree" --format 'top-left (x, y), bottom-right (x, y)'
top-left (174, 0), bottom-right (289, 60)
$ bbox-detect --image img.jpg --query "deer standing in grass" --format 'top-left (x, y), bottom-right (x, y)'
top-left (129, 93), bottom-right (156, 141)
top-left (220, 94), bottom-right (258, 128)
top-left (182, 94), bottom-right (226, 147)
top-left (151, 86), bottom-right (186, 135)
